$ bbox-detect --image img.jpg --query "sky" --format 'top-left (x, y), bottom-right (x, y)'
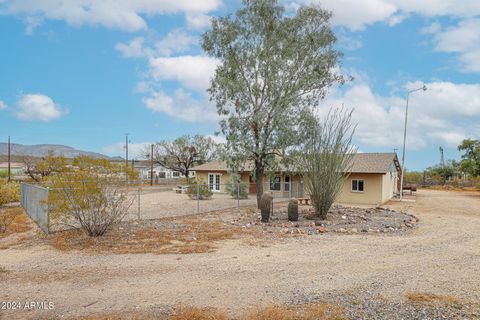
top-left (0, 0), bottom-right (479, 171)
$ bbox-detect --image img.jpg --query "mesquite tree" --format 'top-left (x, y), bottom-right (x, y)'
top-left (298, 108), bottom-right (356, 219)
top-left (150, 135), bottom-right (218, 180)
top-left (202, 0), bottom-right (344, 207)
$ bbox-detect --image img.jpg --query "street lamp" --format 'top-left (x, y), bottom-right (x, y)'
top-left (400, 84), bottom-right (427, 200)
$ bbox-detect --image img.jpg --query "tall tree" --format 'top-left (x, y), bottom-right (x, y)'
top-left (150, 135), bottom-right (218, 179)
top-left (202, 0), bottom-right (344, 207)
top-left (458, 139), bottom-right (480, 177)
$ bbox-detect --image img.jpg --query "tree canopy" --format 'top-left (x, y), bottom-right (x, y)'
top-left (458, 139), bottom-right (480, 176)
top-left (202, 0), bottom-right (344, 206)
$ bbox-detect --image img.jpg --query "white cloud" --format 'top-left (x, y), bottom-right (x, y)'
top-left (0, 100), bottom-right (7, 110)
top-left (15, 93), bottom-right (65, 121)
top-left (148, 55), bottom-right (219, 92)
top-left (185, 12), bottom-right (211, 29)
top-left (317, 80), bottom-right (480, 150)
top-left (142, 88), bottom-right (217, 123)
top-left (2, 0), bottom-right (222, 32)
top-left (432, 19), bottom-right (480, 72)
top-left (102, 141), bottom-right (151, 159)
top-left (115, 37), bottom-right (147, 58)
top-left (154, 29), bottom-right (198, 56)
top-left (294, 0), bottom-right (480, 30)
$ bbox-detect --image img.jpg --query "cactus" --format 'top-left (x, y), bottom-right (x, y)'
top-left (260, 192), bottom-right (273, 222)
top-left (288, 199), bottom-right (299, 221)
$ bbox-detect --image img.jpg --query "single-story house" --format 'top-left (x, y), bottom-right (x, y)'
top-left (191, 153), bottom-right (401, 206)
top-left (134, 161), bottom-right (194, 182)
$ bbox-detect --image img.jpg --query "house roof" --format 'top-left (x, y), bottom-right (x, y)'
top-left (192, 153), bottom-right (400, 174)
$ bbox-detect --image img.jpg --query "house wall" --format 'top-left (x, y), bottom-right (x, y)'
top-left (336, 173), bottom-right (384, 205)
top-left (381, 171), bottom-right (398, 203)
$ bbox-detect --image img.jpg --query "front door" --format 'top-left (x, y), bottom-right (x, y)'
top-left (208, 173), bottom-right (221, 192)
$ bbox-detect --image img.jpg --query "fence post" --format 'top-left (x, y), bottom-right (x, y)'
top-left (237, 182), bottom-right (240, 209)
top-left (137, 188), bottom-right (141, 220)
top-left (196, 183), bottom-right (200, 213)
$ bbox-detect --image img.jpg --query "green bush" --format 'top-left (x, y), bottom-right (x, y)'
top-left (225, 173), bottom-right (248, 199)
top-left (0, 179), bottom-right (20, 206)
top-left (0, 169), bottom-right (8, 178)
top-left (186, 179), bottom-right (213, 200)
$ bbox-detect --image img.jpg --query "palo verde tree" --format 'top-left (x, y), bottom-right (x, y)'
top-left (150, 135), bottom-right (218, 180)
top-left (202, 0), bottom-right (344, 207)
top-left (297, 108), bottom-right (356, 219)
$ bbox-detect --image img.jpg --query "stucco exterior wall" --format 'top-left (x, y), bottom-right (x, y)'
top-left (381, 171), bottom-right (398, 203)
top-left (336, 173), bottom-right (384, 205)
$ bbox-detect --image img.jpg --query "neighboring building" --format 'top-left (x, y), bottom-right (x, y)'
top-left (134, 161), bottom-right (195, 182)
top-left (191, 153), bottom-right (401, 206)
top-left (0, 162), bottom-right (26, 174)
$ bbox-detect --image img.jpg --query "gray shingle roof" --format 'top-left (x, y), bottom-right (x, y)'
top-left (192, 153), bottom-right (400, 174)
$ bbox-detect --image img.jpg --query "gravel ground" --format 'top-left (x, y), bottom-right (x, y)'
top-left (1, 189), bottom-right (480, 319)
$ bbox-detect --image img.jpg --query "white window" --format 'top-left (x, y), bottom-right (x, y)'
top-left (351, 179), bottom-right (364, 192)
top-left (208, 173), bottom-right (221, 192)
top-left (172, 171), bottom-right (180, 177)
top-left (270, 175), bottom-right (281, 191)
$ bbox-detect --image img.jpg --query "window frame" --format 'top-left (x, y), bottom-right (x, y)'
top-left (351, 179), bottom-right (365, 193)
top-left (269, 175), bottom-right (281, 191)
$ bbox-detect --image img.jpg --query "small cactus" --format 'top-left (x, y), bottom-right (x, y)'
top-left (260, 192), bottom-right (273, 222)
top-left (288, 199), bottom-right (299, 221)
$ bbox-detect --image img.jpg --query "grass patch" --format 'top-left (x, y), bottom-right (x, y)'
top-left (48, 214), bottom-right (250, 255)
top-left (406, 292), bottom-right (462, 308)
top-left (245, 302), bottom-right (346, 320)
top-left (169, 305), bottom-right (226, 320)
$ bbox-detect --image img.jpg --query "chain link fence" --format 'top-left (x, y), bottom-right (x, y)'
top-left (19, 181), bottom-right (306, 233)
top-left (20, 182), bottom-right (50, 233)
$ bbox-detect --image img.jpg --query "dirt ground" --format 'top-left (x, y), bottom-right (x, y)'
top-left (1, 189), bottom-right (480, 319)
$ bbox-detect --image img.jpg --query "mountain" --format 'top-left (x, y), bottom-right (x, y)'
top-left (0, 143), bottom-right (116, 159)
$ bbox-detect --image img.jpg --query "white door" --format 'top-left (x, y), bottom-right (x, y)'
top-left (208, 173), bottom-right (221, 192)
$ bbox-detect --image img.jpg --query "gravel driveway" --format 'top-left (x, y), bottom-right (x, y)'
top-left (1, 189), bottom-right (480, 319)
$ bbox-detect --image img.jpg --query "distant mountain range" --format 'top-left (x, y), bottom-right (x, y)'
top-left (0, 143), bottom-right (122, 160)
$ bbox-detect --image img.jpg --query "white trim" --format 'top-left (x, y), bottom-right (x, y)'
top-left (351, 179), bottom-right (365, 193)
top-left (208, 173), bottom-right (221, 192)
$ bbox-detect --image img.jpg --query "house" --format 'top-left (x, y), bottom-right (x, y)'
top-left (133, 161), bottom-right (195, 182)
top-left (191, 153), bottom-right (401, 206)
top-left (0, 162), bottom-right (26, 175)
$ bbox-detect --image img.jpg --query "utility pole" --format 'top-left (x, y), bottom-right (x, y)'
top-left (7, 136), bottom-right (11, 182)
top-left (125, 133), bottom-right (129, 169)
top-left (150, 144), bottom-right (154, 186)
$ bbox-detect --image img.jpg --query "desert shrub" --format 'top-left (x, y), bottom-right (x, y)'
top-left (0, 209), bottom-right (19, 233)
top-left (186, 179), bottom-right (213, 200)
top-left (0, 179), bottom-right (20, 206)
top-left (225, 173), bottom-right (248, 199)
top-left (0, 169), bottom-right (8, 178)
top-left (46, 158), bottom-right (134, 237)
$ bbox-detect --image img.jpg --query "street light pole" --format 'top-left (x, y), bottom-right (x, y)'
top-left (400, 84), bottom-right (427, 200)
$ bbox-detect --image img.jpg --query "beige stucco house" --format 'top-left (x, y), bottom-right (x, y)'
top-left (192, 153), bottom-right (401, 206)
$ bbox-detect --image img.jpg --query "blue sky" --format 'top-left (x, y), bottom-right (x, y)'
top-left (0, 0), bottom-right (479, 171)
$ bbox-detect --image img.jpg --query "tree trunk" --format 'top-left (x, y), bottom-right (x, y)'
top-left (255, 162), bottom-right (264, 209)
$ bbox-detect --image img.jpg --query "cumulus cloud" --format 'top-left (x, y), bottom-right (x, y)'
top-left (1, 0), bottom-right (222, 32)
top-left (432, 19), bottom-right (480, 72)
top-left (0, 100), bottom-right (7, 110)
top-left (15, 93), bottom-right (65, 121)
top-left (142, 88), bottom-right (217, 123)
top-left (148, 55), bottom-right (219, 92)
top-left (317, 80), bottom-right (480, 149)
top-left (293, 0), bottom-right (480, 30)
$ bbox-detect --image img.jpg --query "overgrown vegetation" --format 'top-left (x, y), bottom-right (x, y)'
top-left (0, 207), bottom-right (31, 237)
top-left (46, 156), bottom-right (136, 237)
top-left (297, 108), bottom-right (355, 219)
top-left (0, 179), bottom-right (20, 205)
